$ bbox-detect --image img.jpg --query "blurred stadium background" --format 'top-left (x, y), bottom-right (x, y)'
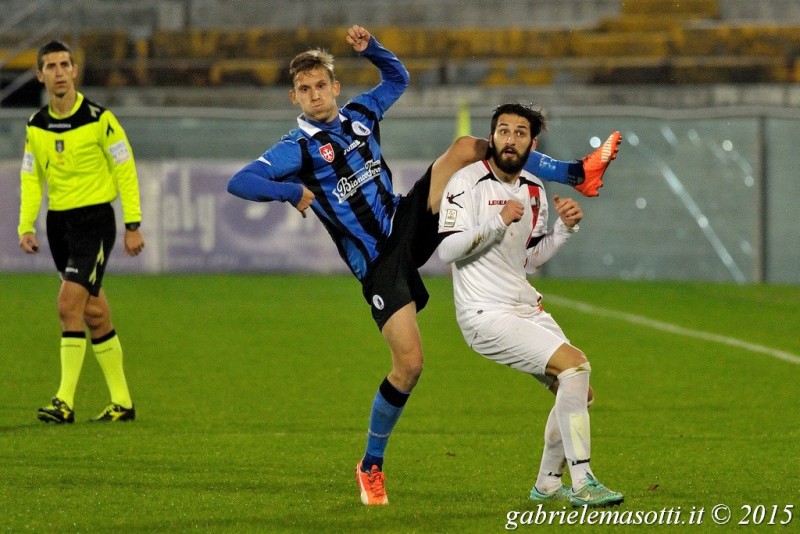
top-left (1, 0), bottom-right (799, 283)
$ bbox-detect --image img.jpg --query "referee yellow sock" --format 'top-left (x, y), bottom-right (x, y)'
top-left (92, 330), bottom-right (133, 409)
top-left (55, 331), bottom-right (87, 408)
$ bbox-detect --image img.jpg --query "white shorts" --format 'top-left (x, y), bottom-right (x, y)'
top-left (458, 306), bottom-right (570, 388)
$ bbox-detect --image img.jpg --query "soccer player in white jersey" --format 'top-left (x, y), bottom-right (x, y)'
top-left (437, 103), bottom-right (623, 508)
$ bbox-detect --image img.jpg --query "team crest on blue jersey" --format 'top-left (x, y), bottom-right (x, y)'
top-left (351, 121), bottom-right (371, 136)
top-left (319, 143), bottom-right (335, 163)
top-left (55, 140), bottom-right (64, 153)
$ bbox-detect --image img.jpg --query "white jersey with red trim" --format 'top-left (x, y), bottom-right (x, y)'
top-left (438, 159), bottom-right (575, 315)
top-left (438, 159), bottom-right (547, 312)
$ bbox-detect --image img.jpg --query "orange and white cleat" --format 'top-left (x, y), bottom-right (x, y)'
top-left (356, 461), bottom-right (388, 505)
top-left (575, 131), bottom-right (622, 197)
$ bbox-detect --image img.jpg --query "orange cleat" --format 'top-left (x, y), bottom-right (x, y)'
top-left (575, 131), bottom-right (622, 197)
top-left (356, 461), bottom-right (388, 505)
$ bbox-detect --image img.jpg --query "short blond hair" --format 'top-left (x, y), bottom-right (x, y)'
top-left (289, 48), bottom-right (335, 86)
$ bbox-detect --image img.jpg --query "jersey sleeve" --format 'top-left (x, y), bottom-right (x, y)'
top-left (102, 110), bottom-right (142, 224)
top-left (438, 172), bottom-right (474, 235)
top-left (525, 214), bottom-right (578, 272)
top-left (18, 126), bottom-right (45, 236)
top-left (438, 172), bottom-right (506, 264)
top-left (349, 37), bottom-right (410, 120)
top-left (227, 139), bottom-right (305, 204)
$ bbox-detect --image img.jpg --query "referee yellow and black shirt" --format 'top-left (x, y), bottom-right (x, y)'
top-left (18, 92), bottom-right (141, 237)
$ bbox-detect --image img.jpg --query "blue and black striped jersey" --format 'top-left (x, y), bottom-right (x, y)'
top-left (228, 38), bottom-right (409, 280)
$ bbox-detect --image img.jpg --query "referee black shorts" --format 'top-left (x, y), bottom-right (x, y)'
top-left (46, 203), bottom-right (116, 297)
top-left (361, 164), bottom-right (442, 330)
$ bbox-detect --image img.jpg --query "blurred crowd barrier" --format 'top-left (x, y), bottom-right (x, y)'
top-left (1, 106), bottom-right (797, 285)
top-left (3, 0), bottom-right (800, 98)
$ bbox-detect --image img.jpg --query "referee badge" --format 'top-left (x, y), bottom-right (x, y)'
top-left (55, 140), bottom-right (64, 153)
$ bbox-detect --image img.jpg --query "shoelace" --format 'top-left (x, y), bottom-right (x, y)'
top-left (584, 479), bottom-right (610, 494)
top-left (367, 469), bottom-right (386, 498)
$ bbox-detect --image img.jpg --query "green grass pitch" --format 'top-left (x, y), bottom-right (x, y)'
top-left (0, 274), bottom-right (798, 532)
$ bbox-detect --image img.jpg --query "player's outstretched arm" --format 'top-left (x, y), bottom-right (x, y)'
top-left (227, 161), bottom-right (304, 205)
top-left (351, 25), bottom-right (409, 113)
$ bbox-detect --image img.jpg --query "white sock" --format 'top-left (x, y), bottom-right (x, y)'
top-left (535, 406), bottom-right (567, 493)
top-left (555, 363), bottom-right (594, 490)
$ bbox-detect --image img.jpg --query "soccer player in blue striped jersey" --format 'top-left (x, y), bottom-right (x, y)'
top-left (227, 25), bottom-right (620, 505)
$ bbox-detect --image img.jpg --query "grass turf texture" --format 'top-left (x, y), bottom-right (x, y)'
top-left (0, 274), bottom-right (798, 532)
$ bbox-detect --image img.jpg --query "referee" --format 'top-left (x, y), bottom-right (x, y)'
top-left (18, 40), bottom-right (143, 423)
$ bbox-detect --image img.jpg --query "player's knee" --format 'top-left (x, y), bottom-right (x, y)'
top-left (564, 347), bottom-right (589, 370)
top-left (451, 135), bottom-right (486, 164)
top-left (392, 359), bottom-right (423, 391)
top-left (548, 344), bottom-right (588, 376)
top-left (83, 302), bottom-right (109, 329)
top-left (403, 360), bottom-right (423, 384)
top-left (57, 299), bottom-right (83, 324)
top-left (558, 360), bottom-right (592, 382)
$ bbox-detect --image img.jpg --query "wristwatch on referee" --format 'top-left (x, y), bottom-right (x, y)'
top-left (125, 222), bottom-right (141, 231)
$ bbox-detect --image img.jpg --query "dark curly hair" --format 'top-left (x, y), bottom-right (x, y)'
top-left (490, 103), bottom-right (548, 138)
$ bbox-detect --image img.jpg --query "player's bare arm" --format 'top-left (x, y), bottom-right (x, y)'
top-left (19, 232), bottom-right (39, 254)
top-left (346, 25), bottom-right (371, 53)
top-left (295, 186), bottom-right (316, 218)
top-left (552, 194), bottom-right (583, 228)
top-left (500, 200), bottom-right (525, 226)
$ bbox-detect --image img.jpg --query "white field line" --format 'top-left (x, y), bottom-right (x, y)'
top-left (547, 295), bottom-right (800, 365)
